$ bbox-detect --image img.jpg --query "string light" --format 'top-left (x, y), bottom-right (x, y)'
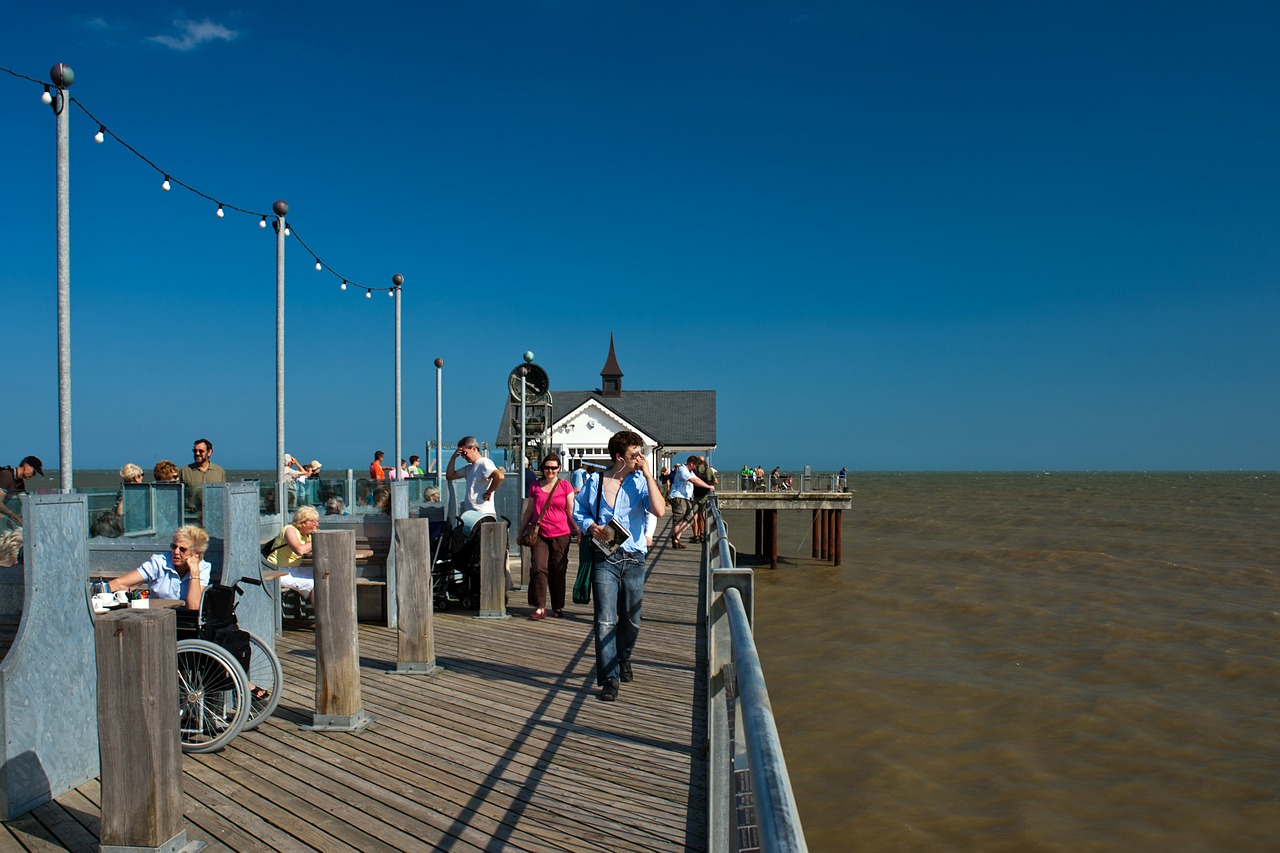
top-left (5, 64), bottom-right (398, 303)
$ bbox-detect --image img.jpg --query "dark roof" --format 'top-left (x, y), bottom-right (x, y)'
top-left (495, 389), bottom-right (716, 448)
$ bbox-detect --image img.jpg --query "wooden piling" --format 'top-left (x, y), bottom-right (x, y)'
top-left (306, 529), bottom-right (374, 730)
top-left (477, 520), bottom-right (510, 619)
top-left (393, 518), bottom-right (441, 674)
top-left (96, 609), bottom-right (200, 852)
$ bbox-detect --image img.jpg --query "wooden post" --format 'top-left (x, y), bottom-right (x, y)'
top-left (97, 609), bottom-right (204, 852)
top-left (811, 509), bottom-right (819, 559)
top-left (762, 507), bottom-right (773, 568)
top-left (755, 509), bottom-right (764, 555)
top-left (829, 504), bottom-right (839, 563)
top-left (477, 520), bottom-right (510, 619)
top-left (305, 529), bottom-right (374, 731)
top-left (393, 518), bottom-right (441, 675)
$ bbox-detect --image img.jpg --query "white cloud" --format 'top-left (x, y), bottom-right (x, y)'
top-left (148, 18), bottom-right (239, 51)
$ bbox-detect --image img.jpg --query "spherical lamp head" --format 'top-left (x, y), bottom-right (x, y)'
top-left (434, 358), bottom-right (444, 368)
top-left (523, 351), bottom-right (535, 364)
top-left (50, 64), bottom-right (75, 88)
top-left (272, 200), bottom-right (289, 217)
top-left (392, 274), bottom-right (404, 287)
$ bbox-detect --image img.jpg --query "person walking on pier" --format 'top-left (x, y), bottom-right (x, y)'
top-left (520, 453), bottom-right (574, 620)
top-left (668, 456), bottom-right (715, 549)
top-left (369, 450), bottom-right (387, 481)
top-left (179, 439), bottom-right (225, 523)
top-left (573, 430), bottom-right (666, 702)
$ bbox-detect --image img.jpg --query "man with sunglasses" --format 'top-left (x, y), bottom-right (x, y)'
top-left (0, 456), bottom-right (43, 527)
top-left (179, 438), bottom-right (226, 522)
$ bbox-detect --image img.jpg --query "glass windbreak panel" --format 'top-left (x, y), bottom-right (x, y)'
top-left (121, 483), bottom-right (155, 536)
top-left (82, 487), bottom-right (125, 539)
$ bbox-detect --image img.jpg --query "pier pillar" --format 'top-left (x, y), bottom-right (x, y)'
top-left (305, 529), bottom-right (374, 731)
top-left (393, 518), bottom-right (441, 674)
top-left (811, 510), bottom-right (819, 559)
top-left (834, 509), bottom-right (843, 566)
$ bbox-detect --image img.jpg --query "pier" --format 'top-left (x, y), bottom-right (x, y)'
top-left (717, 492), bottom-right (853, 569)
top-left (1, 532), bottom-right (710, 851)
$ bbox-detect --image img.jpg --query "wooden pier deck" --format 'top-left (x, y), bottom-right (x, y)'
top-left (1, 536), bottom-right (707, 852)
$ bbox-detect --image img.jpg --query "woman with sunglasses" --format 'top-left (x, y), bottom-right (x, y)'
top-left (519, 453), bottom-right (576, 620)
top-left (109, 524), bottom-right (211, 611)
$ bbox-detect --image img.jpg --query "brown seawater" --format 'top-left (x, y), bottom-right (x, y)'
top-left (721, 472), bottom-right (1280, 852)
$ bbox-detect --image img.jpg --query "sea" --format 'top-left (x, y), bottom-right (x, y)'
top-left (719, 472), bottom-right (1280, 852)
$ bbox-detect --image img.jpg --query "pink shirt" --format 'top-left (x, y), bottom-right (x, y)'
top-left (526, 479), bottom-right (572, 538)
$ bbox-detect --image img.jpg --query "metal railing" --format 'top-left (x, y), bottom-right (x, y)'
top-left (704, 495), bottom-right (808, 852)
top-left (716, 470), bottom-right (849, 494)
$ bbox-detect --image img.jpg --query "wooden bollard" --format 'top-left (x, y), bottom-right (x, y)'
top-left (96, 609), bottom-right (204, 853)
top-left (304, 529), bottom-right (374, 731)
top-left (393, 518), bottom-right (441, 675)
top-left (477, 520), bottom-right (510, 619)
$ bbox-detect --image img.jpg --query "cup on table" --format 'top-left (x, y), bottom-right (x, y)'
top-left (114, 590), bottom-right (129, 605)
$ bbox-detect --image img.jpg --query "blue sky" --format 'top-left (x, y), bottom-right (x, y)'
top-left (4, 2), bottom-right (1278, 472)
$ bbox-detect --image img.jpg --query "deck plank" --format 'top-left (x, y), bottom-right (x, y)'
top-left (2, 522), bottom-right (707, 851)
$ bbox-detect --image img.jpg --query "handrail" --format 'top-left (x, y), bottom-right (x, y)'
top-left (704, 494), bottom-right (808, 852)
top-left (724, 586), bottom-right (807, 851)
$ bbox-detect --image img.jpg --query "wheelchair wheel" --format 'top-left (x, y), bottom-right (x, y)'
top-left (176, 639), bottom-right (250, 753)
top-left (243, 631), bottom-right (283, 730)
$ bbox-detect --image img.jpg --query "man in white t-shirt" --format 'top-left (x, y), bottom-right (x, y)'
top-left (446, 435), bottom-right (505, 535)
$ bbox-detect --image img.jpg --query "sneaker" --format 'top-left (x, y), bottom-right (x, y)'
top-left (600, 679), bottom-right (619, 702)
top-left (619, 659), bottom-right (633, 683)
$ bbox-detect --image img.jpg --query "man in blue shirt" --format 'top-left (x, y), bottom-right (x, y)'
top-left (572, 430), bottom-right (666, 702)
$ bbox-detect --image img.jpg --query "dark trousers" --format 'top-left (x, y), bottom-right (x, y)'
top-left (529, 533), bottom-right (571, 610)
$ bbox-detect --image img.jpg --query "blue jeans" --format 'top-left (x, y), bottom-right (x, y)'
top-left (591, 549), bottom-right (647, 685)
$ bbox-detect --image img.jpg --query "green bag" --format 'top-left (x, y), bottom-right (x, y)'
top-left (572, 474), bottom-right (603, 605)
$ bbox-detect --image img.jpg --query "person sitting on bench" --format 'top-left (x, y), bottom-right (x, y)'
top-left (264, 506), bottom-right (321, 604)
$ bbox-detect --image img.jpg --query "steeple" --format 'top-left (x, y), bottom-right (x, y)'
top-left (600, 333), bottom-right (623, 398)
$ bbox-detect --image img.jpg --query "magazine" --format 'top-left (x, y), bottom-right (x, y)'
top-left (592, 516), bottom-right (631, 557)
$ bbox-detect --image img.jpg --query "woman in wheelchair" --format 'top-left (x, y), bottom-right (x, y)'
top-left (264, 506), bottom-right (321, 604)
top-left (109, 524), bottom-right (210, 611)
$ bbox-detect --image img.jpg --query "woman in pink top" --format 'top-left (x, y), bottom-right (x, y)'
top-left (520, 453), bottom-right (575, 620)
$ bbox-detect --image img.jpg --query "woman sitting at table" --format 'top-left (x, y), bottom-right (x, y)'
top-left (264, 506), bottom-right (321, 603)
top-left (109, 524), bottom-right (210, 611)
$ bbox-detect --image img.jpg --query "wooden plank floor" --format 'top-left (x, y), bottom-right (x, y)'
top-left (3, 529), bottom-right (708, 851)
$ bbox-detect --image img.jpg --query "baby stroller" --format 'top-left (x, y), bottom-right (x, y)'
top-left (432, 515), bottom-right (506, 611)
top-left (175, 578), bottom-right (283, 753)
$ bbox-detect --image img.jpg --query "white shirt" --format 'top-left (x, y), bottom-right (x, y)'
top-left (136, 552), bottom-right (212, 601)
top-left (463, 456), bottom-right (499, 515)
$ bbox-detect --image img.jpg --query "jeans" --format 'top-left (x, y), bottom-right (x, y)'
top-left (591, 549), bottom-right (647, 685)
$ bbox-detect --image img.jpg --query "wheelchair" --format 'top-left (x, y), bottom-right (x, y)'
top-left (175, 578), bottom-right (283, 753)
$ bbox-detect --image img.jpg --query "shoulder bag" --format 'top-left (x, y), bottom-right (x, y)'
top-left (571, 473), bottom-right (603, 605)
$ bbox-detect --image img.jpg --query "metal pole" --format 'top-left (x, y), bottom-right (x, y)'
top-left (274, 200), bottom-right (288, 518)
top-left (435, 358), bottom-right (444, 497)
top-left (52, 63), bottom-right (74, 492)
top-left (519, 366), bottom-right (527, 485)
top-left (392, 274), bottom-right (403, 487)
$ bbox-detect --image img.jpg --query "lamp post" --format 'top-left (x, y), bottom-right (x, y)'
top-left (435, 358), bottom-right (444, 497)
top-left (392, 274), bottom-right (404, 486)
top-left (51, 63), bottom-right (74, 492)
top-left (273, 200), bottom-right (288, 518)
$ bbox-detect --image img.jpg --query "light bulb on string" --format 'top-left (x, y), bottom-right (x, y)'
top-left (260, 216), bottom-right (268, 228)
top-left (283, 227), bottom-right (290, 236)
top-left (41, 86), bottom-right (52, 105)
top-left (340, 281), bottom-right (347, 291)
top-left (365, 290), bottom-right (372, 299)
top-left (216, 204), bottom-right (225, 218)
top-left (94, 126), bottom-right (105, 144)
top-left (388, 289), bottom-right (395, 298)
top-left (161, 176), bottom-right (171, 192)
top-left (316, 261), bottom-right (322, 272)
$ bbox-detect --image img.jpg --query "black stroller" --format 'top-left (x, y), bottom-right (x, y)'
top-left (432, 515), bottom-right (507, 611)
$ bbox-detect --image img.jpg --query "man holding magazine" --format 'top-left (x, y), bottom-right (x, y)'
top-left (571, 430), bottom-right (666, 702)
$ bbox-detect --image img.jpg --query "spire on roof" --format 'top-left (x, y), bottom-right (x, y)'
top-left (600, 333), bottom-right (623, 397)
